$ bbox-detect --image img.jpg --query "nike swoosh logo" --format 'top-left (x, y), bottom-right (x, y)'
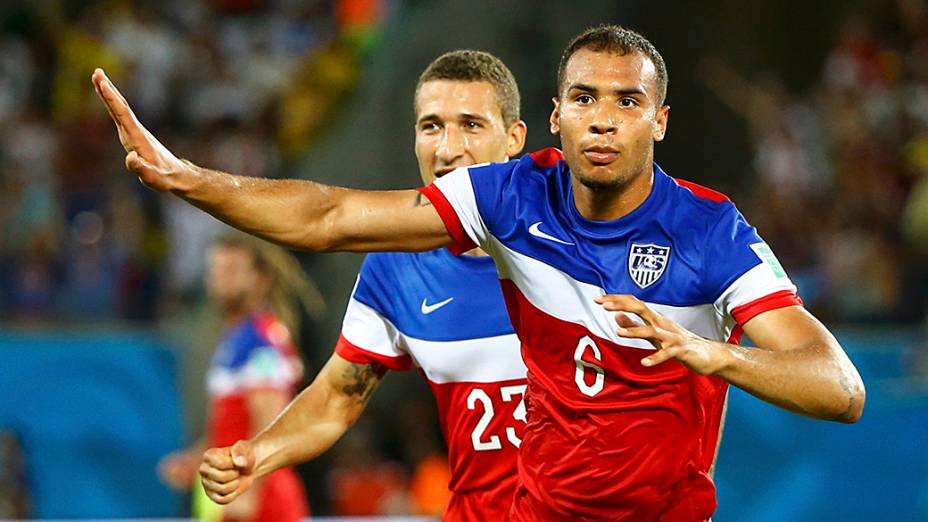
top-left (421, 297), bottom-right (454, 314)
top-left (528, 222), bottom-right (574, 245)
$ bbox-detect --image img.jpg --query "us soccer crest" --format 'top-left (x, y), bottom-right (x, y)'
top-left (628, 243), bottom-right (671, 289)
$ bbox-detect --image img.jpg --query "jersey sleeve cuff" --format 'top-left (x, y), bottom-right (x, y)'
top-left (416, 184), bottom-right (477, 255)
top-left (335, 334), bottom-right (412, 371)
top-left (730, 290), bottom-right (803, 326)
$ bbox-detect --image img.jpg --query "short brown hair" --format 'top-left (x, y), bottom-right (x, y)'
top-left (557, 25), bottom-right (668, 105)
top-left (415, 50), bottom-right (521, 126)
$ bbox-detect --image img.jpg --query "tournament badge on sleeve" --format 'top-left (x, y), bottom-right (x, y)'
top-left (628, 243), bottom-right (671, 289)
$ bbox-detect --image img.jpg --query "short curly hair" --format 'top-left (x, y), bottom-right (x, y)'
top-left (415, 50), bottom-right (521, 126)
top-left (557, 25), bottom-right (668, 105)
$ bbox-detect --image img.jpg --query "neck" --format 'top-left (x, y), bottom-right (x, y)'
top-left (222, 297), bottom-right (264, 327)
top-left (571, 166), bottom-right (654, 222)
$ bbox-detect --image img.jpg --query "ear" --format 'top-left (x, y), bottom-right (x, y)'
top-left (506, 120), bottom-right (528, 157)
top-left (549, 97), bottom-right (561, 135)
top-left (653, 104), bottom-right (670, 142)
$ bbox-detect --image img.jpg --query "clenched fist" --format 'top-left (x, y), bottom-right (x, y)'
top-left (199, 440), bottom-right (258, 505)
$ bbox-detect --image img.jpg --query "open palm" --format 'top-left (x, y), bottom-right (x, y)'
top-left (91, 68), bottom-right (187, 191)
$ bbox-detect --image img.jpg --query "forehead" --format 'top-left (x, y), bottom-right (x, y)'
top-left (415, 80), bottom-right (503, 121)
top-left (561, 48), bottom-right (658, 97)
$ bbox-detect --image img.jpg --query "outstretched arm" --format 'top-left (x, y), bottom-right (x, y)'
top-left (198, 352), bottom-right (387, 505)
top-left (91, 68), bottom-right (450, 253)
top-left (596, 295), bottom-right (865, 423)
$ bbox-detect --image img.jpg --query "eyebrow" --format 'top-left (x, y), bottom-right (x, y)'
top-left (567, 83), bottom-right (647, 97)
top-left (416, 112), bottom-right (491, 124)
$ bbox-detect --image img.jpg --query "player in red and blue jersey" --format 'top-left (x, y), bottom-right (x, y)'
top-left (97, 24), bottom-right (865, 522)
top-left (158, 234), bottom-right (319, 522)
top-left (195, 51), bottom-right (530, 521)
top-left (204, 306), bottom-right (306, 522)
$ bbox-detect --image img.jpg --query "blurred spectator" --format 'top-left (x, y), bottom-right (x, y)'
top-left (703, 2), bottom-right (928, 324)
top-left (325, 423), bottom-right (411, 516)
top-left (0, 0), bottom-right (384, 321)
top-left (408, 452), bottom-right (451, 516)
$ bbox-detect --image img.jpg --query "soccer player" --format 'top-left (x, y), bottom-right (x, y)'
top-left (93, 25), bottom-right (865, 522)
top-left (158, 234), bottom-right (317, 522)
top-left (199, 50), bottom-right (529, 520)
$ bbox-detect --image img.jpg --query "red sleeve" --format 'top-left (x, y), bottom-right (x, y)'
top-left (334, 334), bottom-right (412, 371)
top-left (416, 184), bottom-right (477, 255)
top-left (730, 290), bottom-right (804, 326)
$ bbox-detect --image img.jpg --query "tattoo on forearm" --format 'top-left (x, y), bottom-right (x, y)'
top-left (413, 192), bottom-right (432, 208)
top-left (341, 362), bottom-right (387, 405)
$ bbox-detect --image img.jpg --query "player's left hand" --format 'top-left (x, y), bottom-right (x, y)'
top-left (595, 294), bottom-right (731, 375)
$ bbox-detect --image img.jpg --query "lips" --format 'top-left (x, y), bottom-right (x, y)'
top-left (583, 146), bottom-right (619, 165)
top-left (434, 166), bottom-right (457, 177)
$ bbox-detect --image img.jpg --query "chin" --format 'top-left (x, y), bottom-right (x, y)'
top-left (575, 168), bottom-right (627, 191)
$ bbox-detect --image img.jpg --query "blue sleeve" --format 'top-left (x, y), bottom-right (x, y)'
top-left (700, 204), bottom-right (769, 301)
top-left (351, 254), bottom-right (396, 317)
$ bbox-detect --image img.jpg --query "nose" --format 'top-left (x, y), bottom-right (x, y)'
top-left (436, 125), bottom-right (466, 163)
top-left (588, 105), bottom-right (619, 135)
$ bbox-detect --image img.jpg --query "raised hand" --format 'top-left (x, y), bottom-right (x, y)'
top-left (594, 294), bottom-right (731, 375)
top-left (91, 68), bottom-right (189, 191)
top-left (199, 440), bottom-right (258, 505)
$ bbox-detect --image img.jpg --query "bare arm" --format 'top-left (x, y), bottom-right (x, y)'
top-left (249, 353), bottom-right (386, 474)
top-left (199, 352), bottom-right (386, 504)
top-left (597, 296), bottom-right (866, 423)
top-left (723, 306), bottom-right (865, 423)
top-left (91, 68), bottom-right (450, 252)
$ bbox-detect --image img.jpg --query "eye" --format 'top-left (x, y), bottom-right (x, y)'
top-left (619, 97), bottom-right (638, 108)
top-left (464, 120), bottom-right (484, 130)
top-left (576, 94), bottom-right (595, 105)
top-left (419, 122), bottom-right (440, 133)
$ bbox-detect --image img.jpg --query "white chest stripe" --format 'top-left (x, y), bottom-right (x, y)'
top-left (408, 333), bottom-right (526, 384)
top-left (342, 296), bottom-right (526, 383)
top-left (485, 236), bottom-right (731, 349)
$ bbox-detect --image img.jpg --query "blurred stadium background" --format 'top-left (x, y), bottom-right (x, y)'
top-left (0, 0), bottom-right (927, 519)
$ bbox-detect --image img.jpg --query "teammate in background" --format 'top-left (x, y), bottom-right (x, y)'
top-left (94, 24), bottom-right (865, 522)
top-left (204, 50), bottom-right (528, 520)
top-left (157, 233), bottom-right (323, 522)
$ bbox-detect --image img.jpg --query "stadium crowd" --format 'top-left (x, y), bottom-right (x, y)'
top-left (0, 0), bottom-right (380, 323)
top-left (701, 2), bottom-right (928, 325)
top-left (2, 2), bottom-right (926, 328)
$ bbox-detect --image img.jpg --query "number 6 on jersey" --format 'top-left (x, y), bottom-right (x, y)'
top-left (574, 335), bottom-right (605, 396)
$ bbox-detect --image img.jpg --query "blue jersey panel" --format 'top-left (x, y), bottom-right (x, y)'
top-left (468, 154), bottom-right (768, 307)
top-left (351, 249), bottom-right (514, 342)
top-left (213, 319), bottom-right (267, 369)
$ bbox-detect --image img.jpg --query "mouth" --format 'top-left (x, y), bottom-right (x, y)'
top-left (434, 166), bottom-right (458, 177)
top-left (582, 146), bottom-right (619, 166)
